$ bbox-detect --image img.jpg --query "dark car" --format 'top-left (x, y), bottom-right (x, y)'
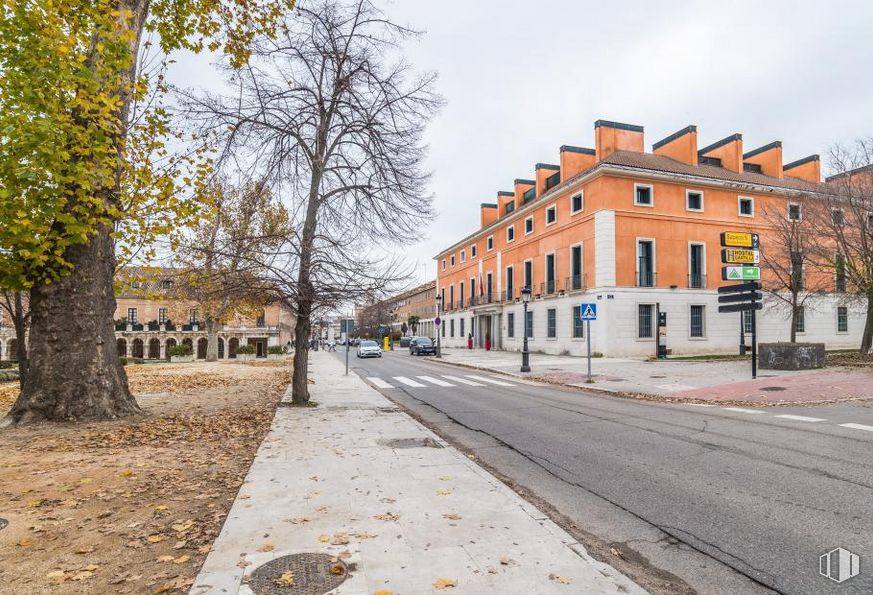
top-left (399, 336), bottom-right (412, 348)
top-left (409, 336), bottom-right (436, 356)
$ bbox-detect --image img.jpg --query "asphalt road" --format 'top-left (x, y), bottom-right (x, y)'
top-left (335, 348), bottom-right (873, 595)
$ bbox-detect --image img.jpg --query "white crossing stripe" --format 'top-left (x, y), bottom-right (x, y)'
top-left (442, 375), bottom-right (486, 387)
top-left (685, 403), bottom-right (715, 407)
top-left (416, 375), bottom-right (454, 387)
top-left (839, 423), bottom-right (873, 432)
top-left (722, 407), bottom-right (765, 414)
top-left (774, 414), bottom-right (826, 423)
top-left (393, 376), bottom-right (427, 388)
top-left (367, 377), bottom-right (394, 389)
top-left (466, 375), bottom-right (515, 387)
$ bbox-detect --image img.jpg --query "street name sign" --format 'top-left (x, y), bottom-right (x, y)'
top-left (718, 291), bottom-right (763, 304)
top-left (718, 302), bottom-right (763, 314)
top-left (718, 281), bottom-right (760, 294)
top-left (721, 248), bottom-right (760, 264)
top-left (579, 303), bottom-right (597, 321)
top-left (720, 231), bottom-right (759, 248)
top-left (722, 266), bottom-right (761, 281)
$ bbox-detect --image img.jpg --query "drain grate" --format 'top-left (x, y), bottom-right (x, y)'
top-left (381, 437), bottom-right (443, 449)
top-left (248, 553), bottom-right (348, 594)
top-left (760, 386), bottom-right (786, 392)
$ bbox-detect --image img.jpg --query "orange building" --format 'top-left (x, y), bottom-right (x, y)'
top-left (434, 120), bottom-right (862, 356)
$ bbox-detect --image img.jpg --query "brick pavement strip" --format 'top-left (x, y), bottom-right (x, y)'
top-left (191, 350), bottom-right (645, 594)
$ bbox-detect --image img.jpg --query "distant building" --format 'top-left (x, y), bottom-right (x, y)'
top-left (356, 281), bottom-right (437, 339)
top-left (434, 119), bottom-right (864, 357)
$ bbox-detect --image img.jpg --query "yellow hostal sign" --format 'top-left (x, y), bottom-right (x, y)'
top-left (722, 248), bottom-right (760, 264)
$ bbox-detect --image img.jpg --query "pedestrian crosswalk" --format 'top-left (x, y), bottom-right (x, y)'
top-left (365, 374), bottom-right (517, 390)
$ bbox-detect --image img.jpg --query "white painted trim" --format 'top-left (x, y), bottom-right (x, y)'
top-left (569, 242), bottom-right (583, 289)
top-left (687, 241), bottom-right (707, 287)
top-left (460, 249), bottom-right (466, 264)
top-left (636, 302), bottom-right (656, 341)
top-left (545, 203), bottom-right (558, 226)
top-left (543, 251), bottom-right (556, 293)
top-left (636, 237), bottom-right (657, 285)
top-left (506, 224), bottom-right (515, 243)
top-left (836, 304), bottom-right (849, 334)
top-left (738, 196), bottom-right (755, 217)
top-left (787, 202), bottom-right (802, 222)
top-left (470, 243), bottom-right (478, 258)
top-left (524, 215), bottom-right (534, 236)
top-left (685, 189), bottom-right (704, 212)
top-left (523, 258), bottom-right (534, 290)
top-left (486, 235), bottom-right (495, 251)
top-left (570, 191), bottom-right (584, 215)
top-left (450, 254), bottom-right (455, 267)
top-left (634, 183), bottom-right (654, 207)
top-left (689, 304), bottom-right (707, 339)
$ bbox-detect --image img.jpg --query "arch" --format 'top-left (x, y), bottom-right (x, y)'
top-left (228, 337), bottom-right (239, 359)
top-left (132, 338), bottom-right (144, 359)
top-left (148, 338), bottom-right (160, 359)
top-left (8, 338), bottom-right (18, 362)
top-left (165, 338), bottom-right (177, 360)
top-left (116, 338), bottom-right (127, 357)
top-left (196, 337), bottom-right (208, 359)
top-left (218, 337), bottom-right (225, 359)
top-left (182, 338), bottom-right (193, 351)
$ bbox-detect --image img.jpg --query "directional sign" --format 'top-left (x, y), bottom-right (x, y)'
top-left (434, 316), bottom-right (441, 326)
top-left (718, 291), bottom-right (763, 304)
top-left (718, 281), bottom-right (760, 294)
top-left (718, 302), bottom-right (763, 314)
top-left (720, 231), bottom-right (759, 249)
top-left (721, 248), bottom-right (760, 264)
top-left (722, 266), bottom-right (761, 281)
top-left (580, 303), bottom-right (597, 321)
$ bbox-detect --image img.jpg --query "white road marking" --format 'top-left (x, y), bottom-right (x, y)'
top-left (367, 377), bottom-right (394, 389)
top-left (839, 423), bottom-right (873, 432)
top-left (393, 376), bottom-right (427, 388)
top-left (774, 414), bottom-right (826, 423)
top-left (685, 403), bottom-right (716, 407)
top-left (416, 375), bottom-right (454, 387)
top-left (466, 375), bottom-right (515, 387)
top-left (442, 375), bottom-right (486, 387)
top-left (722, 407), bottom-right (765, 414)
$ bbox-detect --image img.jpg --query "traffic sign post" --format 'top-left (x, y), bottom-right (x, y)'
top-left (720, 231), bottom-right (763, 378)
top-left (720, 231), bottom-right (759, 248)
top-left (579, 304), bottom-right (597, 383)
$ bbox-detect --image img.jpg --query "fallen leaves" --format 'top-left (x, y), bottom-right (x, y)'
top-left (435, 489), bottom-right (451, 496)
top-left (274, 572), bottom-right (295, 586)
top-left (284, 516), bottom-right (310, 524)
top-left (442, 513), bottom-right (462, 521)
top-left (433, 577), bottom-right (457, 589)
top-left (146, 534), bottom-right (164, 544)
top-left (549, 574), bottom-right (572, 584)
top-left (374, 511), bottom-right (400, 522)
top-left (257, 542), bottom-right (275, 552)
top-left (610, 546), bottom-right (624, 558)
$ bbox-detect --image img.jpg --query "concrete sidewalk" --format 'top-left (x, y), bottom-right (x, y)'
top-left (432, 348), bottom-right (873, 405)
top-left (192, 351), bottom-right (644, 594)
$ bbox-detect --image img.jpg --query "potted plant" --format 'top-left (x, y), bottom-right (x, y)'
top-left (164, 319), bottom-right (175, 331)
top-left (147, 319), bottom-right (159, 331)
top-left (167, 343), bottom-right (194, 363)
top-left (267, 345), bottom-right (287, 360)
top-left (114, 317), bottom-right (128, 331)
top-left (236, 344), bottom-right (257, 361)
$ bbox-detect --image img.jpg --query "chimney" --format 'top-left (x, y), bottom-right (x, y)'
top-left (652, 125), bottom-right (697, 165)
top-left (743, 141), bottom-right (783, 178)
top-left (497, 191), bottom-right (515, 216)
top-left (480, 203), bottom-right (498, 228)
top-left (514, 178), bottom-right (535, 209)
top-left (559, 145), bottom-right (596, 181)
top-left (783, 155), bottom-right (821, 183)
top-left (594, 120), bottom-right (644, 160)
top-left (698, 133), bottom-right (743, 173)
top-left (535, 163), bottom-right (560, 196)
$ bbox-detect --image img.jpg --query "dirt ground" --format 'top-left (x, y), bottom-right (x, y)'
top-left (0, 360), bottom-right (291, 594)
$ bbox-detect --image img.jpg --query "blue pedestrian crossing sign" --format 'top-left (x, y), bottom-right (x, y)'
top-left (580, 303), bottom-right (597, 321)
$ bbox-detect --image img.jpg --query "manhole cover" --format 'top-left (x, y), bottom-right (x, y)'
top-left (0, 518), bottom-right (7, 531)
top-left (761, 386), bottom-right (786, 392)
top-left (381, 437), bottom-right (443, 449)
top-left (248, 553), bottom-right (348, 594)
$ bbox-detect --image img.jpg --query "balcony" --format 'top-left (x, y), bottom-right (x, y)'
top-left (565, 274), bottom-right (587, 292)
top-left (637, 271), bottom-right (656, 288)
top-left (688, 273), bottom-right (707, 289)
top-left (539, 279), bottom-right (559, 296)
top-left (503, 288), bottom-right (515, 302)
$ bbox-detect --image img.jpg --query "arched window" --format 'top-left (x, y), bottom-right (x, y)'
top-left (132, 338), bottom-right (144, 359)
top-left (165, 338), bottom-right (177, 360)
top-left (196, 338), bottom-right (208, 359)
top-left (116, 338), bottom-right (127, 358)
top-left (218, 337), bottom-right (225, 359)
top-left (148, 338), bottom-right (160, 359)
top-left (228, 337), bottom-right (239, 359)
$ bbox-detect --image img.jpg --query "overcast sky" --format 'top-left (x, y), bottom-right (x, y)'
top-left (169, 0), bottom-right (873, 287)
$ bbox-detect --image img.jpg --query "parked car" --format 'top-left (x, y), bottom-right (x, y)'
top-left (357, 340), bottom-right (382, 358)
top-left (399, 336), bottom-right (412, 348)
top-left (409, 336), bottom-right (436, 356)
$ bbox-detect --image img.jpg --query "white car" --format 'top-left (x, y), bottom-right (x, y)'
top-left (357, 340), bottom-right (382, 358)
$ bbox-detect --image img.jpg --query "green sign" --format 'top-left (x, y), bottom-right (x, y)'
top-left (722, 266), bottom-right (761, 281)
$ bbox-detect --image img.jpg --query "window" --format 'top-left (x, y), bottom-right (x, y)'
top-left (743, 311), bottom-right (754, 335)
top-left (835, 253), bottom-right (847, 292)
top-left (471, 244), bottom-right (477, 258)
top-left (486, 272), bottom-right (493, 302)
top-left (689, 243), bottom-right (705, 288)
top-left (832, 209), bottom-right (845, 227)
top-left (547, 309), bottom-right (556, 338)
top-left (441, 259), bottom-right (446, 271)
top-left (794, 307), bottom-right (805, 334)
top-left (573, 306), bottom-right (584, 338)
top-left (638, 304), bottom-right (654, 339)
top-left (127, 308), bottom-right (138, 324)
top-left (506, 266), bottom-right (514, 300)
top-left (158, 308), bottom-right (168, 324)
top-left (570, 245), bottom-right (583, 290)
top-left (487, 235), bottom-right (494, 251)
top-left (837, 306), bottom-right (848, 333)
top-left (459, 281), bottom-right (465, 308)
top-left (442, 319), bottom-right (446, 337)
top-left (525, 309), bottom-right (533, 338)
top-left (160, 279), bottom-right (173, 290)
top-left (634, 184), bottom-right (653, 207)
top-left (743, 162), bottom-right (762, 173)
top-left (545, 204), bottom-right (557, 225)
top-left (738, 197), bottom-right (754, 217)
top-left (460, 318), bottom-right (465, 337)
top-left (507, 225), bottom-right (515, 243)
top-left (507, 312), bottom-right (515, 338)
top-left (788, 203), bottom-right (802, 221)
top-left (524, 216), bottom-right (534, 235)
top-left (450, 319), bottom-right (455, 338)
top-left (571, 192), bottom-right (584, 214)
top-left (440, 288), bottom-right (445, 309)
top-left (690, 305), bottom-right (705, 338)
top-left (450, 255), bottom-right (455, 267)
top-left (189, 309), bottom-right (198, 324)
top-left (505, 202), bottom-right (515, 215)
top-left (637, 240), bottom-right (655, 287)
top-left (699, 155), bottom-right (722, 167)
top-left (523, 260), bottom-right (533, 290)
top-left (460, 249), bottom-right (466, 263)
top-left (449, 285), bottom-right (454, 309)
top-left (544, 253), bottom-right (556, 294)
top-left (470, 278), bottom-right (476, 303)
top-left (686, 190), bottom-right (703, 212)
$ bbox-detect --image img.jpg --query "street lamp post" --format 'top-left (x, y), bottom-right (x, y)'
top-left (520, 286), bottom-right (531, 373)
top-left (435, 295), bottom-right (442, 358)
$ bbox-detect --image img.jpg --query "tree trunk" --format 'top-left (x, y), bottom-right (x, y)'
top-left (861, 293), bottom-right (873, 353)
top-left (12, 292), bottom-right (29, 391)
top-left (291, 300), bottom-right (312, 403)
top-left (7, 226), bottom-right (139, 424)
top-left (205, 315), bottom-right (219, 362)
top-left (790, 301), bottom-right (798, 344)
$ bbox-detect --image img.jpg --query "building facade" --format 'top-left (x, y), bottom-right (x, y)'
top-left (389, 281), bottom-right (437, 338)
top-left (434, 120), bottom-right (865, 357)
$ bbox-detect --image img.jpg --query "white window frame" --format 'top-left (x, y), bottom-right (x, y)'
top-left (523, 258), bottom-right (533, 290)
top-left (506, 265), bottom-right (515, 300)
top-left (794, 305), bottom-right (806, 334)
top-left (570, 191), bottom-right (584, 215)
top-left (450, 254), bottom-right (455, 267)
top-left (788, 202), bottom-right (802, 221)
top-left (543, 251), bottom-right (556, 293)
top-left (685, 189), bottom-right (704, 212)
top-left (836, 305), bottom-right (849, 334)
top-left (545, 203), bottom-right (557, 226)
top-left (738, 196), bottom-right (755, 217)
top-left (636, 237), bottom-right (657, 285)
top-left (486, 235), bottom-right (494, 251)
top-left (689, 304), bottom-right (707, 339)
top-left (636, 303), bottom-right (655, 341)
top-left (471, 244), bottom-right (477, 258)
top-left (569, 242), bottom-right (583, 290)
top-left (524, 215), bottom-right (534, 235)
top-left (634, 183), bottom-right (654, 207)
top-left (546, 308), bottom-right (557, 339)
top-left (688, 241), bottom-right (707, 285)
top-left (460, 249), bottom-right (466, 264)
top-left (506, 225), bottom-right (515, 243)
top-left (441, 259), bottom-right (446, 271)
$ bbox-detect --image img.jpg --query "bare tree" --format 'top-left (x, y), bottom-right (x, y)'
top-left (1, 292), bottom-right (29, 389)
top-left (186, 0), bottom-right (441, 403)
top-left (805, 139), bottom-right (873, 352)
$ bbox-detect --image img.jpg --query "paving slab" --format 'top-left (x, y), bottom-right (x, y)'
top-left (191, 350), bottom-right (645, 594)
